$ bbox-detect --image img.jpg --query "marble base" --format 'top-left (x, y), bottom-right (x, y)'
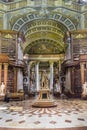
top-left (32, 99), bottom-right (57, 107)
top-left (32, 88), bottom-right (57, 107)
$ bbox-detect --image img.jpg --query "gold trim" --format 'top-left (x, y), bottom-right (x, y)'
top-left (0, 54), bottom-right (9, 63)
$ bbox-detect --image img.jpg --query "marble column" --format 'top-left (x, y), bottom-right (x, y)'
top-left (65, 68), bottom-right (71, 91)
top-left (13, 68), bottom-right (17, 92)
top-left (4, 63), bottom-right (8, 92)
top-left (68, 40), bottom-right (71, 59)
top-left (71, 67), bottom-right (75, 93)
top-left (50, 61), bottom-right (54, 90)
top-left (80, 14), bottom-right (85, 29)
top-left (27, 0), bottom-right (31, 5)
top-left (17, 68), bottom-right (23, 91)
top-left (0, 63), bottom-right (2, 85)
top-left (80, 6), bottom-right (85, 29)
top-left (35, 62), bottom-right (39, 92)
top-left (28, 62), bottom-right (31, 90)
top-left (0, 32), bottom-right (1, 53)
top-left (59, 60), bottom-right (61, 72)
top-left (3, 13), bottom-right (8, 29)
top-left (80, 63), bottom-right (85, 86)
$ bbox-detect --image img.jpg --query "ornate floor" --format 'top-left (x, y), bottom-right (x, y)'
top-left (0, 98), bottom-right (87, 130)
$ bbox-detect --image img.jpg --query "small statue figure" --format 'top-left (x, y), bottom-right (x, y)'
top-left (0, 82), bottom-right (5, 96)
top-left (82, 82), bottom-right (87, 95)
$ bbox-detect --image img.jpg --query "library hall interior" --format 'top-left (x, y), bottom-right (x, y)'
top-left (0, 0), bottom-right (87, 130)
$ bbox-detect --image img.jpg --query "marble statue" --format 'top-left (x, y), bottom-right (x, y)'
top-left (82, 82), bottom-right (87, 95)
top-left (0, 82), bottom-right (5, 96)
top-left (41, 70), bottom-right (49, 89)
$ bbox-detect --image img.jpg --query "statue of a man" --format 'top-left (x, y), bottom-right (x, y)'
top-left (41, 70), bottom-right (48, 89)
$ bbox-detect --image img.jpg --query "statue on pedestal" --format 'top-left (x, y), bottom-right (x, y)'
top-left (81, 82), bottom-right (87, 99)
top-left (82, 82), bottom-right (87, 95)
top-left (0, 82), bottom-right (5, 96)
top-left (32, 69), bottom-right (57, 107)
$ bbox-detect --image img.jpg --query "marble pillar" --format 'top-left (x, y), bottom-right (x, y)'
top-left (0, 63), bottom-right (2, 85)
top-left (65, 68), bottom-right (71, 91)
top-left (80, 63), bottom-right (85, 86)
top-left (0, 33), bottom-right (1, 53)
top-left (80, 14), bottom-right (85, 29)
top-left (35, 62), bottom-right (39, 92)
top-left (28, 63), bottom-right (31, 90)
top-left (18, 42), bottom-right (23, 62)
top-left (3, 13), bottom-right (8, 29)
top-left (71, 67), bottom-right (75, 93)
top-left (50, 61), bottom-right (54, 90)
top-left (4, 63), bottom-right (8, 92)
top-left (59, 60), bottom-right (61, 72)
top-left (27, 0), bottom-right (31, 5)
top-left (68, 41), bottom-right (71, 59)
top-left (17, 68), bottom-right (23, 91)
top-left (13, 68), bottom-right (17, 92)
top-left (80, 6), bottom-right (85, 29)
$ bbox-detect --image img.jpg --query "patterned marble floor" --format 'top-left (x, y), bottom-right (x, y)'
top-left (0, 98), bottom-right (87, 130)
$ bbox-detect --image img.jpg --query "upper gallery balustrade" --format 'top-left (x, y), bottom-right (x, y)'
top-left (0, 0), bottom-right (87, 12)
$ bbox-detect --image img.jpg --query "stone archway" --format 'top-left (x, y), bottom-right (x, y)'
top-left (11, 12), bottom-right (76, 55)
top-left (12, 12), bottom-right (75, 94)
top-left (12, 13), bottom-right (76, 32)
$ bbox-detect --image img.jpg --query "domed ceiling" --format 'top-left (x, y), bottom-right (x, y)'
top-left (11, 11), bottom-right (76, 55)
top-left (22, 18), bottom-right (68, 55)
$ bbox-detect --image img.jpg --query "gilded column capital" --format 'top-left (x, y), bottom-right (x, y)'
top-left (72, 67), bottom-right (75, 71)
top-left (80, 62), bottom-right (85, 66)
top-left (49, 60), bottom-right (54, 65)
top-left (3, 63), bottom-right (8, 66)
top-left (35, 61), bottom-right (40, 65)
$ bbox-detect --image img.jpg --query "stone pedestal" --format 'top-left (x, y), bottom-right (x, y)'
top-left (32, 88), bottom-right (57, 107)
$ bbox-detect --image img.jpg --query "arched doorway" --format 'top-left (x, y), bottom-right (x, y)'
top-left (12, 12), bottom-right (76, 94)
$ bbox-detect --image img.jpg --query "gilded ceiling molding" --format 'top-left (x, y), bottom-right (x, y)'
top-left (12, 13), bottom-right (76, 32)
top-left (0, 54), bottom-right (9, 63)
top-left (23, 31), bottom-right (64, 51)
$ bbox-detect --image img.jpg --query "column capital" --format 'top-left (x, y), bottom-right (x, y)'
top-left (49, 61), bottom-right (54, 65)
top-left (27, 61), bottom-right (33, 67)
top-left (3, 63), bottom-right (8, 66)
top-left (0, 63), bottom-right (2, 66)
top-left (80, 62), bottom-right (85, 66)
top-left (4, 63), bottom-right (8, 69)
top-left (35, 61), bottom-right (40, 65)
top-left (72, 67), bottom-right (75, 71)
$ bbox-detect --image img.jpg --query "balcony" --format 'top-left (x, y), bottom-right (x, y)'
top-left (0, 0), bottom-right (87, 13)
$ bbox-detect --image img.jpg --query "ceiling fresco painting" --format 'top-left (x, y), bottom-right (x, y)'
top-left (24, 39), bottom-right (66, 55)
